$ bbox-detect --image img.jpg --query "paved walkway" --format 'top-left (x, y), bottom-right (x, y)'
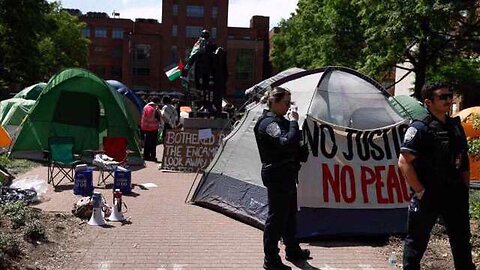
top-left (20, 149), bottom-right (393, 270)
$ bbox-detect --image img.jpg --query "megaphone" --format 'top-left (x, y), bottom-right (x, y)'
top-left (108, 189), bottom-right (127, 222)
top-left (88, 193), bottom-right (106, 226)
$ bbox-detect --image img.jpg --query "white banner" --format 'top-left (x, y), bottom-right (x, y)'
top-left (298, 116), bottom-right (411, 209)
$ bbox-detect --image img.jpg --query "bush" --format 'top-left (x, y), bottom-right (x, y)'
top-left (0, 232), bottom-right (21, 257)
top-left (471, 190), bottom-right (480, 221)
top-left (0, 202), bottom-right (32, 229)
top-left (0, 232), bottom-right (21, 269)
top-left (23, 219), bottom-right (47, 242)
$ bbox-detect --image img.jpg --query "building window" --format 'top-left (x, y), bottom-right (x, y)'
top-left (236, 49), bottom-right (255, 81)
top-left (111, 66), bottom-right (122, 78)
top-left (172, 25), bottom-right (178, 37)
top-left (171, 46), bottom-right (178, 63)
top-left (112, 46), bottom-right (123, 58)
top-left (95, 27), bottom-right (107, 38)
top-left (186, 5), bottom-right (204, 18)
top-left (186, 26), bottom-right (202, 38)
top-left (212, 7), bottom-right (218, 18)
top-left (112, 28), bottom-right (123, 39)
top-left (211, 27), bottom-right (217, 39)
top-left (133, 44), bottom-right (150, 76)
top-left (172, 4), bottom-right (178, 16)
top-left (81, 26), bottom-right (90, 37)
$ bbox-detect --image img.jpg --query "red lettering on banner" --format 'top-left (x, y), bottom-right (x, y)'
top-left (322, 163), bottom-right (410, 205)
top-left (340, 165), bottom-right (356, 203)
top-left (360, 166), bottom-right (375, 203)
top-left (375, 166), bottom-right (389, 204)
top-left (322, 163), bottom-right (340, 202)
top-left (386, 165), bottom-right (403, 203)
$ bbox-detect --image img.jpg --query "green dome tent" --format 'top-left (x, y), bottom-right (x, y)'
top-left (388, 95), bottom-right (428, 120)
top-left (0, 98), bottom-right (36, 140)
top-left (13, 82), bottom-right (47, 100)
top-left (10, 68), bottom-right (142, 164)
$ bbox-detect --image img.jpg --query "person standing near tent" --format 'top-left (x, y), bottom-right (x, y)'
top-left (161, 95), bottom-right (179, 132)
top-left (398, 83), bottom-right (475, 270)
top-left (254, 87), bottom-right (310, 270)
top-left (141, 96), bottom-right (161, 162)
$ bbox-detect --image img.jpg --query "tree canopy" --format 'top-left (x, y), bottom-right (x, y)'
top-left (271, 0), bottom-right (480, 99)
top-left (0, 0), bottom-right (89, 95)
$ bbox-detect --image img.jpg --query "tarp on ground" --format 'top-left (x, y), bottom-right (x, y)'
top-left (192, 66), bottom-right (411, 237)
top-left (10, 68), bottom-right (142, 164)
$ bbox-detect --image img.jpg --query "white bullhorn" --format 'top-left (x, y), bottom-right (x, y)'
top-left (108, 189), bottom-right (127, 222)
top-left (88, 192), bottom-right (106, 226)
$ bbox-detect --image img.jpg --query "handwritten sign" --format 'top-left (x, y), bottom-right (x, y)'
top-left (161, 129), bottom-right (224, 172)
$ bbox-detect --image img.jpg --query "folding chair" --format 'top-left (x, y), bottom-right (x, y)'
top-left (97, 136), bottom-right (131, 186)
top-left (46, 136), bottom-right (79, 188)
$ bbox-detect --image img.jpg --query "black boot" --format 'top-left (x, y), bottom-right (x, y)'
top-left (285, 248), bottom-right (311, 262)
top-left (263, 257), bottom-right (292, 270)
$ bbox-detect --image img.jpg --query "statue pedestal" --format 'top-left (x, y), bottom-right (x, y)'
top-left (183, 117), bottom-right (230, 130)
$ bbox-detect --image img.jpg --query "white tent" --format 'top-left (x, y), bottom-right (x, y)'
top-left (192, 67), bottom-right (411, 237)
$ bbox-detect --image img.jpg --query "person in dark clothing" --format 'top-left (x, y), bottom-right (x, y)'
top-left (254, 87), bottom-right (311, 270)
top-left (398, 83), bottom-right (475, 270)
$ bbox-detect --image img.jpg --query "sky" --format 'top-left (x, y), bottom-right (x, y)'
top-left (48, 0), bottom-right (299, 29)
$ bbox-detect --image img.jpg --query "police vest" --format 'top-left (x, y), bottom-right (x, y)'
top-left (414, 115), bottom-right (466, 185)
top-left (254, 111), bottom-right (300, 165)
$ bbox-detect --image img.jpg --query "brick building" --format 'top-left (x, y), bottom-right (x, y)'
top-left (69, 0), bottom-right (270, 104)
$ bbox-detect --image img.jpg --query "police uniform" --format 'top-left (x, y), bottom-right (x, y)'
top-left (401, 112), bottom-right (475, 270)
top-left (254, 109), bottom-right (307, 269)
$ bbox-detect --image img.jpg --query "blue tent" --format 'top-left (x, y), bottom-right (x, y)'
top-left (106, 80), bottom-right (145, 113)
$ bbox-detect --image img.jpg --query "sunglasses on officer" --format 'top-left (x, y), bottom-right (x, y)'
top-left (435, 93), bottom-right (453, 101)
top-left (283, 100), bottom-right (295, 106)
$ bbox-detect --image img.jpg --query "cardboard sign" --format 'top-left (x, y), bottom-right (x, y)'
top-left (161, 129), bottom-right (224, 172)
top-left (297, 116), bottom-right (411, 209)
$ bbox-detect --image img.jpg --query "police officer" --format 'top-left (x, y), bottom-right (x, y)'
top-left (398, 83), bottom-right (475, 270)
top-left (254, 87), bottom-right (310, 270)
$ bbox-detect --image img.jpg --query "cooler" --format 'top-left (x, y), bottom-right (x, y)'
top-left (73, 168), bottom-right (93, 196)
top-left (113, 169), bottom-right (132, 194)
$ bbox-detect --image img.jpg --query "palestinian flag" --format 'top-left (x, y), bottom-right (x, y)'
top-left (165, 61), bottom-right (184, 81)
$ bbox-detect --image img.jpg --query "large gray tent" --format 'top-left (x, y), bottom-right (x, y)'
top-left (191, 67), bottom-right (410, 237)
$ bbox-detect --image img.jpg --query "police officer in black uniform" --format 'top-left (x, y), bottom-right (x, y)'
top-left (398, 83), bottom-right (475, 270)
top-left (254, 87), bottom-right (310, 270)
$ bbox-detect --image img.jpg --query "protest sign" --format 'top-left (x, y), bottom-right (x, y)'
top-left (161, 129), bottom-right (224, 172)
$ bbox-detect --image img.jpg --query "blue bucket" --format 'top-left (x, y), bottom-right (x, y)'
top-left (73, 169), bottom-right (93, 196)
top-left (113, 169), bottom-right (131, 194)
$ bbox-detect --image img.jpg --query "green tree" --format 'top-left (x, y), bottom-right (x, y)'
top-left (0, 1), bottom-right (89, 95)
top-left (272, 0), bottom-right (365, 71)
top-left (271, 0), bottom-right (480, 99)
top-left (38, 3), bottom-right (89, 80)
top-left (356, 0), bottom-right (480, 99)
top-left (0, 0), bottom-right (51, 93)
